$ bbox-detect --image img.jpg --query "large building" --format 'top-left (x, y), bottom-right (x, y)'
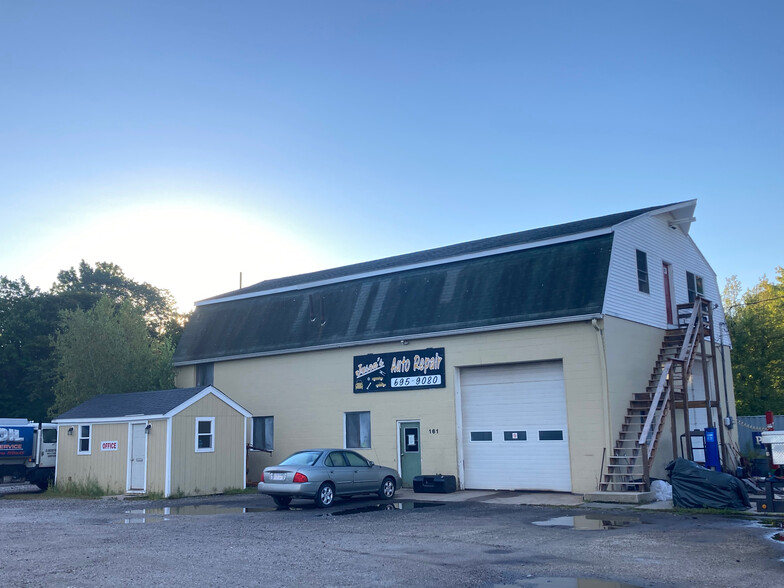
top-left (173, 200), bottom-right (737, 495)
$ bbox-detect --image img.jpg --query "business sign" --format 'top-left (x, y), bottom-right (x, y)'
top-left (0, 426), bottom-right (34, 457)
top-left (101, 441), bottom-right (118, 451)
top-left (354, 347), bottom-right (446, 393)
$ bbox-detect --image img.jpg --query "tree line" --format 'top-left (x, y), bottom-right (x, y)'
top-left (723, 267), bottom-right (784, 415)
top-left (0, 261), bottom-right (188, 421)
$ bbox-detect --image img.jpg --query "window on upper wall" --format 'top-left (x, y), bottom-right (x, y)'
top-left (78, 425), bottom-right (91, 455)
top-left (345, 411), bottom-right (371, 449)
top-left (636, 250), bottom-right (650, 293)
top-left (195, 417), bottom-right (215, 452)
top-left (196, 363), bottom-right (214, 386)
top-left (687, 272), bottom-right (704, 303)
top-left (252, 416), bottom-right (274, 451)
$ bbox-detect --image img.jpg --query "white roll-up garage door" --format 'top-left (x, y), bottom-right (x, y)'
top-left (459, 361), bottom-right (571, 491)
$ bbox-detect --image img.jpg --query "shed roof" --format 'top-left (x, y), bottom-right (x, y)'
top-left (173, 202), bottom-right (691, 365)
top-left (52, 386), bottom-right (249, 421)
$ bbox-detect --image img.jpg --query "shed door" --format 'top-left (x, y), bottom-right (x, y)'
top-left (460, 361), bottom-right (571, 491)
top-left (129, 423), bottom-right (147, 491)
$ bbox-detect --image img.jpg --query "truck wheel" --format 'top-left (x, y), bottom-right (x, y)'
top-left (35, 480), bottom-right (49, 491)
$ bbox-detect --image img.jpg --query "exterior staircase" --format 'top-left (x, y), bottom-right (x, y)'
top-left (599, 298), bottom-right (706, 492)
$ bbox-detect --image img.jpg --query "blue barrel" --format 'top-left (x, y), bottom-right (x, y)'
top-left (704, 427), bottom-right (721, 471)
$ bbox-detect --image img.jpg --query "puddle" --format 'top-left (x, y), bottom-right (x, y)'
top-left (493, 578), bottom-right (640, 587)
top-left (532, 515), bottom-right (641, 530)
top-left (119, 504), bottom-right (297, 523)
top-left (322, 502), bottom-right (446, 516)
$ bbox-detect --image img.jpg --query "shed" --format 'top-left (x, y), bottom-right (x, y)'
top-left (52, 386), bottom-right (251, 497)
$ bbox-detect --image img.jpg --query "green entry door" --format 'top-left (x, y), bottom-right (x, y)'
top-left (399, 421), bottom-right (421, 487)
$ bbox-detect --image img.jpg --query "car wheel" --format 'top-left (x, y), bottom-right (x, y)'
top-left (272, 496), bottom-right (292, 507)
top-left (378, 477), bottom-right (396, 499)
top-left (315, 483), bottom-right (335, 508)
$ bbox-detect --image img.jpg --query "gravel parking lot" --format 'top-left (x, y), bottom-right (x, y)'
top-left (1, 484), bottom-right (782, 587)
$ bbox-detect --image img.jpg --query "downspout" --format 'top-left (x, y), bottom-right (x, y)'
top-left (592, 319), bottom-right (613, 473)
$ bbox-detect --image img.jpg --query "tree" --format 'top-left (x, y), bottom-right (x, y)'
top-left (0, 277), bottom-right (90, 421)
top-left (52, 260), bottom-right (187, 342)
top-left (49, 297), bottom-right (175, 417)
top-left (0, 261), bottom-right (187, 421)
top-left (723, 268), bottom-right (784, 415)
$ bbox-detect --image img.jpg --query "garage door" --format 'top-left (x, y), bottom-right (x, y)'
top-left (459, 361), bottom-right (571, 491)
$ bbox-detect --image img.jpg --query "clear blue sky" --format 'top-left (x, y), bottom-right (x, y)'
top-left (2, 1), bottom-right (782, 310)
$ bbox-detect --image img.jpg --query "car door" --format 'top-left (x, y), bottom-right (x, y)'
top-left (324, 451), bottom-right (353, 495)
top-left (343, 451), bottom-right (377, 493)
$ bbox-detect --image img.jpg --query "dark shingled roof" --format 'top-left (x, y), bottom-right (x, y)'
top-left (204, 203), bottom-right (666, 300)
top-left (54, 387), bottom-right (210, 420)
top-left (175, 234), bottom-right (614, 364)
top-left (174, 203), bottom-right (684, 365)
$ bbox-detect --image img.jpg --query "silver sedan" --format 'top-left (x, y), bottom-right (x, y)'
top-left (257, 449), bottom-right (402, 508)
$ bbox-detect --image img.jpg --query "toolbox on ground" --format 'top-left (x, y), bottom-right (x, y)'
top-left (412, 474), bottom-right (457, 493)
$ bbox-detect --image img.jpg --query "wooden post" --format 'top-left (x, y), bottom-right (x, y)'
top-left (698, 299), bottom-right (715, 430)
top-left (707, 304), bottom-right (730, 469)
top-left (670, 361), bottom-right (680, 461)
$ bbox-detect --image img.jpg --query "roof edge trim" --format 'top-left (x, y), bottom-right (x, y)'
top-left (174, 312), bottom-right (603, 366)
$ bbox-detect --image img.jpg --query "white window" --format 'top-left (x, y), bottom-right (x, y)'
top-left (78, 425), bottom-right (91, 455)
top-left (686, 272), bottom-right (704, 303)
top-left (195, 418), bottom-right (215, 453)
top-left (636, 250), bottom-right (649, 294)
top-left (345, 411), bottom-right (371, 449)
top-left (252, 416), bottom-right (274, 451)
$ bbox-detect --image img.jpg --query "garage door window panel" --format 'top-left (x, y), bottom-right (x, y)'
top-left (470, 431), bottom-right (493, 441)
top-left (539, 430), bottom-right (564, 441)
top-left (504, 431), bottom-right (527, 441)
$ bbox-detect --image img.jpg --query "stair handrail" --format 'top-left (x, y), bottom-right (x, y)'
top-left (638, 298), bottom-right (703, 455)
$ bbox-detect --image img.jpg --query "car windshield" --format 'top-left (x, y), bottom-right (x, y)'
top-left (279, 451), bottom-right (322, 467)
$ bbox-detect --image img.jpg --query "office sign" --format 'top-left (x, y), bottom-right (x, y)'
top-left (354, 347), bottom-right (445, 393)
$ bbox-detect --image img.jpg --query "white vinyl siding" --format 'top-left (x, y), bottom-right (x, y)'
top-left (459, 361), bottom-right (571, 492)
top-left (604, 213), bottom-right (729, 344)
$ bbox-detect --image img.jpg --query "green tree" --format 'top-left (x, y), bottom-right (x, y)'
top-left (724, 268), bottom-right (784, 415)
top-left (49, 297), bottom-right (175, 417)
top-left (52, 260), bottom-right (187, 341)
top-left (1, 261), bottom-right (187, 421)
top-left (0, 277), bottom-right (89, 421)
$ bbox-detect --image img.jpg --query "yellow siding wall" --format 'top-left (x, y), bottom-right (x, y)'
top-left (205, 321), bottom-right (606, 494)
top-left (603, 315), bottom-right (739, 478)
top-left (170, 394), bottom-right (246, 496)
top-left (56, 423), bottom-right (129, 494)
top-left (145, 419), bottom-right (167, 495)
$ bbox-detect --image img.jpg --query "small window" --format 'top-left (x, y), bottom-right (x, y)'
top-left (78, 425), bottom-right (91, 454)
top-left (252, 416), bottom-right (274, 451)
top-left (539, 430), bottom-right (564, 441)
top-left (345, 411), bottom-right (371, 449)
top-left (42, 428), bottom-right (57, 444)
top-left (470, 431), bottom-right (493, 441)
top-left (196, 362), bottom-right (214, 386)
top-left (686, 272), bottom-right (704, 303)
top-left (504, 431), bottom-right (527, 441)
top-left (636, 250), bottom-right (649, 293)
top-left (195, 418), bottom-right (215, 453)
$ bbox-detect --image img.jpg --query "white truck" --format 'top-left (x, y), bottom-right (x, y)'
top-left (0, 419), bottom-right (57, 489)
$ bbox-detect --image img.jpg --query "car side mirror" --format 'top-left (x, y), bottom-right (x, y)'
top-left (368, 461), bottom-right (374, 466)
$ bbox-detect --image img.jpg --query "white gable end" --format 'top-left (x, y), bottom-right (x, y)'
top-left (604, 211), bottom-right (729, 344)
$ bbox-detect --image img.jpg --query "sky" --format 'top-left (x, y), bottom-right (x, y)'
top-left (2, 1), bottom-right (782, 312)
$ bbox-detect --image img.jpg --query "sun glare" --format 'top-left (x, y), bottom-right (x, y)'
top-left (32, 201), bottom-right (335, 312)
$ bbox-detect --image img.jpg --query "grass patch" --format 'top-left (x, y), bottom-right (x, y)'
top-left (45, 478), bottom-right (107, 498)
top-left (221, 486), bottom-right (257, 495)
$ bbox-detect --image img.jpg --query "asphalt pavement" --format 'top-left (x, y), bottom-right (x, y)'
top-left (1, 484), bottom-right (781, 587)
